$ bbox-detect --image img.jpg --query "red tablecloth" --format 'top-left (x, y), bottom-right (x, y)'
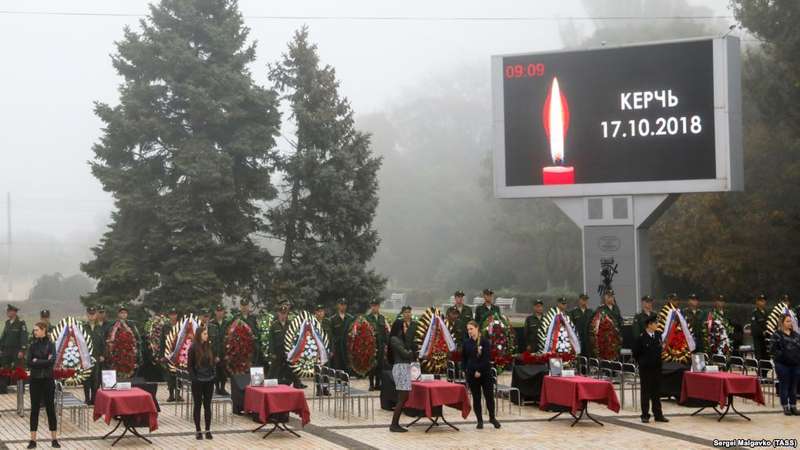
top-left (680, 372), bottom-right (764, 407)
top-left (539, 376), bottom-right (621, 415)
top-left (404, 380), bottom-right (471, 419)
top-left (92, 388), bottom-right (158, 431)
top-left (244, 385), bottom-right (311, 426)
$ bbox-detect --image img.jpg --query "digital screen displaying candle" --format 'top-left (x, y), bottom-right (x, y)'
top-left (492, 37), bottom-right (743, 198)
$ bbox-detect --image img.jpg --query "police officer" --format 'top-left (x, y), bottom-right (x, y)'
top-left (683, 294), bottom-right (705, 353)
top-left (208, 304), bottom-right (229, 395)
top-left (160, 308), bottom-right (181, 402)
top-left (569, 294), bottom-right (594, 357)
top-left (330, 298), bottom-right (354, 372)
top-left (0, 304), bottom-right (27, 393)
top-left (524, 300), bottom-right (544, 353)
top-left (365, 299), bottom-right (388, 391)
top-left (267, 301), bottom-right (301, 387)
top-left (475, 289), bottom-right (501, 326)
top-left (633, 316), bottom-right (668, 423)
top-left (83, 306), bottom-right (106, 405)
top-left (238, 299), bottom-right (260, 366)
top-left (632, 296), bottom-right (657, 339)
top-left (452, 290), bottom-right (473, 342)
top-left (751, 294), bottom-right (769, 362)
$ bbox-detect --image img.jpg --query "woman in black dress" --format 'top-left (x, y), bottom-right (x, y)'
top-left (462, 320), bottom-right (500, 429)
top-left (27, 322), bottom-right (59, 448)
top-left (188, 326), bottom-right (216, 439)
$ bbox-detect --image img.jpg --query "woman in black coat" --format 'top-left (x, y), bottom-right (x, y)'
top-left (770, 314), bottom-right (800, 415)
top-left (462, 320), bottom-right (500, 429)
top-left (27, 322), bottom-right (59, 448)
top-left (187, 326), bottom-right (216, 439)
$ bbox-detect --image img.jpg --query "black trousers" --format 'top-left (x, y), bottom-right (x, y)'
top-left (30, 378), bottom-right (57, 432)
top-left (215, 361), bottom-right (227, 388)
top-left (467, 371), bottom-right (495, 422)
top-left (191, 380), bottom-right (214, 432)
top-left (165, 368), bottom-right (177, 394)
top-left (639, 366), bottom-right (663, 419)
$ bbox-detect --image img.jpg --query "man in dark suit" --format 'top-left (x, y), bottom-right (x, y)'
top-left (633, 316), bottom-right (668, 423)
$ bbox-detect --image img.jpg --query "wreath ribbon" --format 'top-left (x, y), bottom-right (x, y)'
top-left (170, 318), bottom-right (199, 364)
top-left (419, 315), bottom-right (456, 359)
top-left (54, 323), bottom-right (92, 370)
top-left (544, 312), bottom-right (581, 354)
top-left (287, 319), bottom-right (329, 365)
top-left (663, 308), bottom-right (696, 352)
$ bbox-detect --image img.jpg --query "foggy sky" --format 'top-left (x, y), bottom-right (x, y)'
top-left (0, 0), bottom-right (730, 243)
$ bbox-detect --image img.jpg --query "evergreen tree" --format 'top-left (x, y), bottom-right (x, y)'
top-left (267, 27), bottom-right (385, 311)
top-left (82, 0), bottom-right (281, 314)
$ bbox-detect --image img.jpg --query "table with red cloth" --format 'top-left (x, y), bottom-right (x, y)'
top-left (92, 388), bottom-right (158, 446)
top-left (404, 380), bottom-right (471, 432)
top-left (244, 384), bottom-right (310, 438)
top-left (539, 375), bottom-right (620, 426)
top-left (679, 371), bottom-right (764, 421)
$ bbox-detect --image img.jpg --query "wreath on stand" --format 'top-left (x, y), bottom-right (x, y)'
top-left (164, 315), bottom-right (200, 373)
top-left (51, 317), bottom-right (94, 385)
top-left (347, 316), bottom-right (377, 377)
top-left (284, 311), bottom-right (329, 378)
top-left (144, 315), bottom-right (166, 359)
top-left (481, 313), bottom-right (516, 374)
top-left (657, 304), bottom-right (695, 364)
top-left (703, 311), bottom-right (732, 356)
top-left (537, 308), bottom-right (580, 358)
top-left (108, 321), bottom-right (137, 379)
top-left (258, 312), bottom-right (275, 364)
top-left (589, 308), bottom-right (621, 360)
top-left (225, 318), bottom-right (255, 375)
top-left (415, 307), bottom-right (456, 374)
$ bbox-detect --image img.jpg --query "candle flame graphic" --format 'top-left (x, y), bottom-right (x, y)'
top-left (542, 77), bottom-right (570, 165)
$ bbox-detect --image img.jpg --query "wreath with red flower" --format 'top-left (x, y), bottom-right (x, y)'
top-left (54, 368), bottom-right (76, 380)
top-left (225, 319), bottom-right (255, 375)
top-left (348, 316), bottom-right (377, 377)
top-left (0, 367), bottom-right (28, 382)
top-left (164, 316), bottom-right (199, 373)
top-left (414, 307), bottom-right (455, 374)
top-left (703, 311), bottom-right (732, 356)
top-left (481, 314), bottom-right (516, 374)
top-left (108, 323), bottom-right (137, 379)
top-left (518, 351), bottom-right (575, 365)
top-left (589, 309), bottom-right (621, 360)
top-left (657, 304), bottom-right (692, 364)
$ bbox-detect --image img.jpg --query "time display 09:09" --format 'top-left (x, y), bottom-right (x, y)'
top-left (601, 115), bottom-right (702, 139)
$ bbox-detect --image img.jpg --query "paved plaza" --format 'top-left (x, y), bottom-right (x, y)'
top-left (0, 374), bottom-right (797, 449)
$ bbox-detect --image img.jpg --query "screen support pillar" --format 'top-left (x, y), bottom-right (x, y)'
top-left (552, 194), bottom-right (678, 315)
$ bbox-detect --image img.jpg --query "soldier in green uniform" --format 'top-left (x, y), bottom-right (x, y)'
top-left (524, 300), bottom-right (544, 353)
top-left (712, 294), bottom-right (727, 318)
top-left (365, 299), bottom-right (388, 391)
top-left (330, 298), bottom-right (354, 372)
top-left (569, 294), bottom-right (594, 357)
top-left (0, 305), bottom-right (27, 393)
top-left (37, 310), bottom-right (56, 338)
top-left (452, 290), bottom-right (473, 343)
top-left (209, 304), bottom-right (229, 395)
top-left (238, 299), bottom-right (260, 366)
top-left (267, 301), bottom-right (302, 387)
top-left (751, 294), bottom-right (769, 362)
top-left (632, 296), bottom-right (657, 339)
top-left (96, 307), bottom-right (110, 340)
top-left (597, 290), bottom-right (623, 331)
top-left (475, 289), bottom-right (501, 326)
top-left (683, 294), bottom-right (705, 353)
top-left (160, 308), bottom-right (181, 402)
top-left (314, 304), bottom-right (331, 340)
top-left (83, 306), bottom-right (106, 405)
top-left (199, 308), bottom-right (211, 328)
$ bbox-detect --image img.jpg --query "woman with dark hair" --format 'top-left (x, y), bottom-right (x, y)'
top-left (27, 322), bottom-right (59, 448)
top-left (188, 326), bottom-right (216, 439)
top-left (770, 314), bottom-right (800, 415)
top-left (462, 320), bottom-right (500, 429)
top-left (388, 306), bottom-right (416, 432)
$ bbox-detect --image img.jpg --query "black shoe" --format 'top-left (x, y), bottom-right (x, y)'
top-left (51, 440), bottom-right (60, 448)
top-left (641, 416), bottom-right (650, 423)
top-left (476, 421), bottom-right (483, 429)
top-left (219, 389), bottom-right (229, 396)
top-left (205, 432), bottom-right (213, 440)
top-left (490, 418), bottom-right (501, 429)
top-left (368, 385), bottom-right (375, 391)
top-left (389, 424), bottom-right (407, 432)
top-left (784, 406), bottom-right (793, 416)
top-left (654, 416), bottom-right (669, 423)
top-left (26, 441), bottom-right (35, 449)
top-left (196, 432), bottom-right (203, 440)
top-left (791, 406), bottom-right (799, 416)
top-left (166, 395), bottom-right (175, 402)
top-left (176, 395), bottom-right (184, 402)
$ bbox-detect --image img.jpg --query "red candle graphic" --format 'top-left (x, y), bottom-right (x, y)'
top-left (541, 77), bottom-right (575, 185)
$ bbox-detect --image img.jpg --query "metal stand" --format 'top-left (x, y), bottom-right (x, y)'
top-left (252, 420), bottom-right (301, 438)
top-left (102, 417), bottom-right (153, 446)
top-left (547, 401), bottom-right (603, 427)
top-left (407, 413), bottom-right (459, 432)
top-left (691, 395), bottom-right (750, 421)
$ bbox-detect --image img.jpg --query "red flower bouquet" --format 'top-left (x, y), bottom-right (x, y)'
top-left (518, 351), bottom-right (575, 365)
top-left (0, 367), bottom-right (28, 382)
top-left (348, 316), bottom-right (377, 377)
top-left (225, 319), bottom-right (255, 375)
top-left (109, 325), bottom-right (137, 378)
top-left (54, 368), bottom-right (76, 380)
top-left (589, 310), bottom-right (621, 360)
top-left (482, 315), bottom-right (516, 374)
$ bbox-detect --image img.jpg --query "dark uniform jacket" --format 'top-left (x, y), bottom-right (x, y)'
top-left (330, 313), bottom-right (354, 370)
top-left (462, 337), bottom-right (491, 378)
top-left (633, 331), bottom-right (663, 370)
top-left (208, 318), bottom-right (227, 362)
top-left (452, 305), bottom-right (473, 345)
top-left (750, 308), bottom-right (768, 358)
top-left (569, 307), bottom-right (594, 355)
top-left (474, 303), bottom-right (501, 326)
top-left (83, 320), bottom-right (107, 361)
top-left (365, 313), bottom-right (388, 366)
top-left (682, 307), bottom-right (705, 352)
top-left (632, 311), bottom-right (657, 340)
top-left (0, 318), bottom-right (28, 367)
top-left (597, 304), bottom-right (623, 330)
top-left (524, 314), bottom-right (543, 352)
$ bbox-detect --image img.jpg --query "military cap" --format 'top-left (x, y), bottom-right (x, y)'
top-left (277, 301), bottom-right (290, 312)
top-left (336, 298), bottom-right (347, 305)
top-left (369, 299), bottom-right (381, 306)
top-left (641, 295), bottom-right (654, 302)
top-left (168, 307), bottom-right (178, 315)
top-left (215, 304), bottom-right (225, 312)
top-left (534, 299), bottom-right (544, 306)
top-left (688, 293), bottom-right (699, 300)
top-left (314, 303), bottom-right (325, 311)
top-left (86, 306), bottom-right (97, 314)
top-left (482, 288), bottom-right (494, 295)
top-left (6, 304), bottom-right (18, 312)
top-left (40, 309), bottom-right (50, 318)
top-left (97, 306), bottom-right (106, 313)
top-left (666, 293), bottom-right (678, 300)
top-left (605, 289), bottom-right (615, 296)
top-left (454, 290), bottom-right (465, 297)
top-left (579, 293), bottom-right (589, 300)
top-left (117, 305), bottom-right (129, 312)
top-left (557, 297), bottom-right (567, 304)
top-left (756, 294), bottom-right (767, 301)
top-left (239, 298), bottom-right (250, 306)
top-left (400, 305), bottom-right (412, 312)
top-left (446, 306), bottom-right (458, 315)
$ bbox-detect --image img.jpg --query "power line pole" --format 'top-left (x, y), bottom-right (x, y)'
top-left (6, 192), bottom-right (11, 302)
